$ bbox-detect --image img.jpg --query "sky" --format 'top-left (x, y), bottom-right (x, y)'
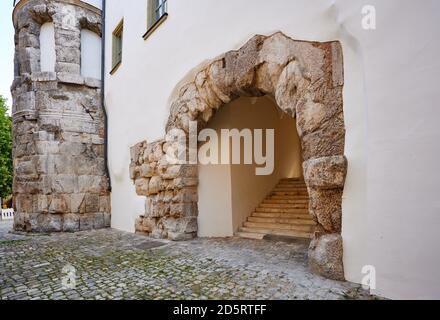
top-left (0, 1), bottom-right (15, 112)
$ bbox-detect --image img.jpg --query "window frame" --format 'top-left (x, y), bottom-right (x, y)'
top-left (111, 19), bottom-right (124, 75)
top-left (143, 0), bottom-right (168, 40)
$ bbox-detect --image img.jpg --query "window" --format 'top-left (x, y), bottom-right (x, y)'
top-left (111, 20), bottom-right (123, 74)
top-left (144, 0), bottom-right (168, 40)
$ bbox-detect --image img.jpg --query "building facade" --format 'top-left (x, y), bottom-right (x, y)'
top-left (12, 0), bottom-right (440, 299)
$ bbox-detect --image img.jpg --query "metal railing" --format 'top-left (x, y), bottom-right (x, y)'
top-left (1, 209), bottom-right (15, 221)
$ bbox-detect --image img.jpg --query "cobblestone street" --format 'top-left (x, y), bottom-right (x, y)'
top-left (0, 221), bottom-right (375, 300)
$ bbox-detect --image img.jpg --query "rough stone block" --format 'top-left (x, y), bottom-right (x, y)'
top-left (79, 215), bottom-right (94, 231)
top-left (308, 188), bottom-right (343, 233)
top-left (309, 234), bottom-right (345, 281)
top-left (304, 156), bottom-right (347, 190)
top-left (170, 203), bottom-right (198, 218)
top-left (135, 178), bottom-right (150, 196)
top-left (85, 194), bottom-right (99, 213)
top-left (49, 194), bottom-right (70, 214)
top-left (63, 214), bottom-right (80, 232)
top-left (148, 176), bottom-right (164, 195)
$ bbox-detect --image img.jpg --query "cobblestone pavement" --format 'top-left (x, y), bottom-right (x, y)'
top-left (0, 221), bottom-right (376, 300)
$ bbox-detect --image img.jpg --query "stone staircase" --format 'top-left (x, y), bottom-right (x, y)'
top-left (236, 178), bottom-right (316, 240)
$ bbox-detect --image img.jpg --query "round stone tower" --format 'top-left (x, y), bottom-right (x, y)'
top-left (11, 0), bottom-right (111, 232)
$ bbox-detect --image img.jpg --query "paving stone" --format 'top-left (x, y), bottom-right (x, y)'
top-left (0, 221), bottom-right (376, 300)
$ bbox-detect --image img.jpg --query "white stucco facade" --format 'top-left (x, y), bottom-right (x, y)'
top-left (103, 0), bottom-right (440, 299)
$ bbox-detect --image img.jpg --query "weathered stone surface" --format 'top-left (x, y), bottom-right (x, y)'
top-left (308, 188), bottom-right (343, 233)
top-left (304, 156), bottom-right (348, 190)
top-left (129, 32), bottom-right (346, 282)
top-left (309, 234), bottom-right (345, 281)
top-left (135, 178), bottom-right (150, 196)
top-left (63, 214), bottom-right (80, 232)
top-left (12, 0), bottom-right (110, 234)
top-left (148, 176), bottom-right (164, 195)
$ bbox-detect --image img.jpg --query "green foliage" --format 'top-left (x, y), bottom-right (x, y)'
top-left (0, 95), bottom-right (13, 199)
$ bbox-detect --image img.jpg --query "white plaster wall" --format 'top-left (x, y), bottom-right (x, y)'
top-left (105, 0), bottom-right (440, 299)
top-left (39, 22), bottom-right (55, 72)
top-left (81, 29), bottom-right (102, 79)
top-left (198, 97), bottom-right (301, 237)
top-left (198, 163), bottom-right (233, 238)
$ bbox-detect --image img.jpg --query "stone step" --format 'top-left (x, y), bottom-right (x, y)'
top-left (270, 192), bottom-right (310, 198)
top-left (235, 232), bottom-right (265, 240)
top-left (277, 181), bottom-right (307, 185)
top-left (252, 212), bottom-right (312, 219)
top-left (256, 207), bottom-right (309, 214)
top-left (267, 197), bottom-right (309, 202)
top-left (273, 186), bottom-right (308, 189)
top-left (239, 227), bottom-right (313, 239)
top-left (244, 221), bottom-right (313, 232)
top-left (248, 216), bottom-right (316, 225)
top-left (279, 181), bottom-right (306, 185)
top-left (280, 178), bottom-right (303, 182)
top-left (260, 203), bottom-right (308, 209)
top-left (274, 186), bottom-right (308, 191)
top-left (263, 198), bottom-right (309, 206)
top-left (272, 190), bottom-right (309, 195)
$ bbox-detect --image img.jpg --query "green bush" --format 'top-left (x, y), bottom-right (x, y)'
top-left (0, 95), bottom-right (12, 199)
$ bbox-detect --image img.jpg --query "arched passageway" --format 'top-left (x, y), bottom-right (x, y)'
top-left (131, 32), bottom-right (347, 280)
top-left (198, 96), bottom-right (305, 238)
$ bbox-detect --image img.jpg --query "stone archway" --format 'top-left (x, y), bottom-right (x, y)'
top-left (130, 32), bottom-right (347, 280)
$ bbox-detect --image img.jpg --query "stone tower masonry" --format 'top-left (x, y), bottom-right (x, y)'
top-left (11, 0), bottom-right (111, 232)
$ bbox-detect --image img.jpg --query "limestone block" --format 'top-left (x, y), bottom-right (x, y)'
top-left (164, 217), bottom-right (198, 241)
top-left (71, 193), bottom-right (86, 214)
top-left (304, 156), bottom-right (348, 190)
top-left (52, 175), bottom-right (77, 194)
top-left (49, 194), bottom-right (70, 214)
top-left (135, 178), bottom-right (150, 196)
top-left (78, 175), bottom-right (104, 194)
top-left (170, 203), bottom-right (198, 218)
top-left (103, 213), bottom-right (111, 228)
top-left (99, 196), bottom-right (111, 213)
top-left (275, 60), bottom-right (309, 116)
top-left (308, 188), bottom-right (343, 233)
top-left (55, 62), bottom-right (80, 74)
top-left (92, 213), bottom-right (105, 229)
top-left (35, 194), bottom-right (50, 214)
top-left (150, 202), bottom-right (170, 218)
top-left (129, 164), bottom-right (139, 180)
top-left (148, 176), bottom-right (164, 195)
top-left (300, 114), bottom-right (345, 161)
top-left (173, 177), bottom-right (198, 189)
top-left (140, 163), bottom-right (155, 178)
top-left (55, 29), bottom-right (81, 48)
top-left (85, 194), bottom-right (99, 213)
top-left (309, 234), bottom-right (345, 281)
top-left (173, 188), bottom-right (198, 203)
top-left (56, 47), bottom-right (80, 64)
top-left (130, 141), bottom-right (146, 165)
top-left (79, 215), bottom-right (94, 231)
top-left (63, 214), bottom-right (80, 232)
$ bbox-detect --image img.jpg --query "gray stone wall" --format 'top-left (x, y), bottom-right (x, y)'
top-left (12, 0), bottom-right (110, 232)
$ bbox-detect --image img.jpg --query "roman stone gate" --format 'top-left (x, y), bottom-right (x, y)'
top-left (130, 32), bottom-right (348, 280)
